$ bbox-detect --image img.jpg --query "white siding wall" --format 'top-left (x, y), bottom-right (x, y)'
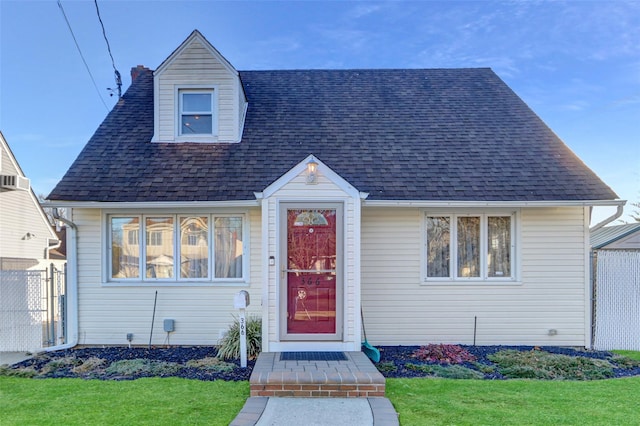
top-left (263, 172), bottom-right (358, 351)
top-left (156, 40), bottom-right (241, 142)
top-left (73, 207), bottom-right (262, 346)
top-left (0, 143), bottom-right (57, 265)
top-left (361, 206), bottom-right (589, 346)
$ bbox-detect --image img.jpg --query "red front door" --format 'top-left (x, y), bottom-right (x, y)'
top-left (284, 207), bottom-right (339, 337)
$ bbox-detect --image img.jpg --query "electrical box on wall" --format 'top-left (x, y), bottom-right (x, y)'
top-left (163, 319), bottom-right (175, 332)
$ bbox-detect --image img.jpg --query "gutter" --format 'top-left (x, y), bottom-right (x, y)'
top-left (42, 208), bottom-right (78, 352)
top-left (589, 203), bottom-right (626, 232)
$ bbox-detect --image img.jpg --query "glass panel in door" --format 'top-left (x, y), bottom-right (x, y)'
top-left (286, 209), bottom-right (337, 334)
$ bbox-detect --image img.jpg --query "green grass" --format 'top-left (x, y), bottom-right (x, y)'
top-left (0, 377), bottom-right (248, 425)
top-left (387, 376), bottom-right (640, 425)
top-left (3, 365), bottom-right (640, 426)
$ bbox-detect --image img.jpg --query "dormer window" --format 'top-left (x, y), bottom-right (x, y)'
top-left (178, 88), bottom-right (217, 138)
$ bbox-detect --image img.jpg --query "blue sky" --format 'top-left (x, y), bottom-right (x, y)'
top-left (1, 0), bottom-right (638, 224)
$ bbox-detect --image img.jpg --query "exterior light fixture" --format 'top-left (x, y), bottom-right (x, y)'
top-left (306, 159), bottom-right (318, 184)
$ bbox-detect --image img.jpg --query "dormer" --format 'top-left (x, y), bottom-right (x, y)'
top-left (151, 30), bottom-right (247, 143)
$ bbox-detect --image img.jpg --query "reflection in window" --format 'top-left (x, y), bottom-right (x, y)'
top-left (108, 214), bottom-right (245, 282)
top-left (488, 216), bottom-right (511, 277)
top-left (457, 217), bottom-right (480, 278)
top-left (111, 217), bottom-right (140, 279)
top-left (215, 217), bottom-right (243, 278)
top-left (424, 213), bottom-right (515, 281)
top-left (180, 216), bottom-right (208, 279)
top-left (146, 217), bottom-right (174, 278)
top-left (426, 217), bottom-right (450, 277)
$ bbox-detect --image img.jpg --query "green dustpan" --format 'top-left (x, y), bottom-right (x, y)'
top-left (361, 308), bottom-right (380, 362)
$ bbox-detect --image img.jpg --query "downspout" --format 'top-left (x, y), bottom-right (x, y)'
top-left (42, 208), bottom-right (78, 352)
top-left (589, 203), bottom-right (625, 232)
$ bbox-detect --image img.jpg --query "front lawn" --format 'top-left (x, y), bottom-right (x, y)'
top-left (387, 377), bottom-right (640, 425)
top-left (0, 377), bottom-right (247, 425)
top-left (3, 376), bottom-right (640, 425)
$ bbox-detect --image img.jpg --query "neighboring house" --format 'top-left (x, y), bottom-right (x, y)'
top-left (47, 30), bottom-right (622, 352)
top-left (1, 131), bottom-right (63, 352)
top-left (591, 223), bottom-right (640, 250)
top-left (0, 131), bottom-right (59, 270)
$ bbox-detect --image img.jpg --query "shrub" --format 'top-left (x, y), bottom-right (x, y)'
top-left (72, 357), bottom-right (106, 374)
top-left (41, 356), bottom-right (82, 374)
top-left (488, 349), bottom-right (614, 380)
top-left (376, 361), bottom-right (398, 373)
top-left (217, 315), bottom-right (262, 361)
top-left (186, 357), bottom-right (236, 373)
top-left (105, 359), bottom-right (182, 376)
top-left (406, 363), bottom-right (484, 379)
top-left (611, 355), bottom-right (640, 369)
top-left (0, 365), bottom-right (37, 378)
top-left (412, 344), bottom-right (477, 364)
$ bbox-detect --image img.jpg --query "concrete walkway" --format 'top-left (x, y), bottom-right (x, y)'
top-left (0, 352), bottom-right (33, 366)
top-left (230, 396), bottom-right (398, 426)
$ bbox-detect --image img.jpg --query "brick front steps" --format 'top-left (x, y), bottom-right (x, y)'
top-left (249, 351), bottom-right (386, 398)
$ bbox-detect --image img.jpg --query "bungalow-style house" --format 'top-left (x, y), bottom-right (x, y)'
top-left (47, 30), bottom-right (622, 352)
top-left (0, 131), bottom-right (60, 270)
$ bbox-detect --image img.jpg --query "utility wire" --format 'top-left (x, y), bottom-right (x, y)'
top-left (94, 0), bottom-right (122, 98)
top-left (56, 0), bottom-right (109, 111)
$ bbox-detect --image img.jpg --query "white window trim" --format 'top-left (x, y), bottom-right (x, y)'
top-left (175, 85), bottom-right (219, 141)
top-left (105, 211), bottom-right (248, 286)
top-left (421, 209), bottom-right (521, 285)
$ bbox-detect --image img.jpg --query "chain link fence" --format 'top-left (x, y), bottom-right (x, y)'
top-left (0, 264), bottom-right (66, 352)
top-left (593, 250), bottom-right (640, 351)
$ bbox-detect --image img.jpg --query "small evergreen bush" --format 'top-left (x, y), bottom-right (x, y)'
top-left (41, 356), bottom-right (81, 374)
top-left (186, 357), bottom-right (236, 373)
top-left (406, 363), bottom-right (484, 379)
top-left (412, 344), bottom-right (477, 364)
top-left (376, 361), bottom-right (398, 373)
top-left (0, 365), bottom-right (37, 378)
top-left (72, 357), bottom-right (106, 374)
top-left (217, 315), bottom-right (262, 361)
top-left (488, 349), bottom-right (615, 380)
top-left (105, 359), bottom-right (183, 376)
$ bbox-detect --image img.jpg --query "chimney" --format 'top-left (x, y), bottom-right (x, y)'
top-left (130, 65), bottom-right (149, 82)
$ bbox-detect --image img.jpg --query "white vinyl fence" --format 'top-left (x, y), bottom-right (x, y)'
top-left (593, 250), bottom-right (640, 351)
top-left (0, 265), bottom-right (66, 352)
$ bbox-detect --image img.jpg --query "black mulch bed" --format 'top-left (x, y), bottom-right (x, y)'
top-left (377, 345), bottom-right (640, 380)
top-left (5, 345), bottom-right (640, 381)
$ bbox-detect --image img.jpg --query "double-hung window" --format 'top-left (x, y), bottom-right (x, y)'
top-left (424, 212), bottom-right (516, 282)
top-left (179, 89), bottom-right (214, 136)
top-left (109, 213), bottom-right (245, 283)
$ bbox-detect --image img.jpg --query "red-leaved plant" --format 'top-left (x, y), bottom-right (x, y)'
top-left (412, 344), bottom-right (477, 364)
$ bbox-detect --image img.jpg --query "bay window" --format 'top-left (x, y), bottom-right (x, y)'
top-left (109, 213), bottom-right (245, 282)
top-left (424, 212), bottom-right (516, 282)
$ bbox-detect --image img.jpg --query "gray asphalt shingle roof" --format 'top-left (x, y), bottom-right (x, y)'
top-left (47, 67), bottom-right (617, 203)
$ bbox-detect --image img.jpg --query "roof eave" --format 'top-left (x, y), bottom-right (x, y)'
top-left (42, 200), bottom-right (261, 209)
top-left (362, 199), bottom-right (626, 208)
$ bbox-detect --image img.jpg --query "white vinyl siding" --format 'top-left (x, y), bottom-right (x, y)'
top-left (0, 139), bottom-right (58, 265)
top-left (73, 207), bottom-right (262, 346)
top-left (154, 39), bottom-right (244, 143)
top-left (361, 206), bottom-right (589, 347)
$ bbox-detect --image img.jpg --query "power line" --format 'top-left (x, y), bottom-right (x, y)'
top-left (94, 0), bottom-right (122, 98)
top-left (56, 0), bottom-right (109, 111)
